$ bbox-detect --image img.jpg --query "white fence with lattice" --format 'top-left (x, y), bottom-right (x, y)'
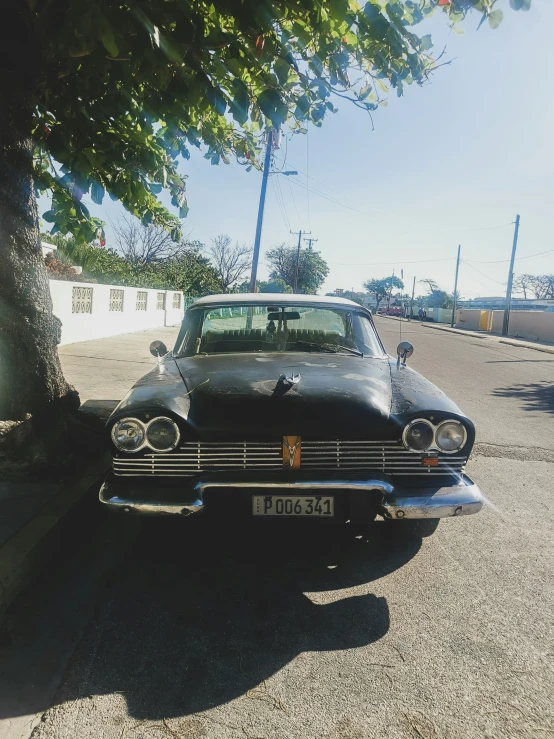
top-left (49, 280), bottom-right (185, 346)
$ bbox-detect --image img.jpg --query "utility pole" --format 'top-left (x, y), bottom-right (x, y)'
top-left (409, 276), bottom-right (416, 321)
top-left (291, 229), bottom-right (311, 293)
top-left (502, 215), bottom-right (521, 337)
top-left (387, 268), bottom-right (395, 313)
top-left (451, 245), bottom-right (461, 328)
top-left (249, 128), bottom-right (275, 293)
top-left (304, 237), bottom-right (318, 250)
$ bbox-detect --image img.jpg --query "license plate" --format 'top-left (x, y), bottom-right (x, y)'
top-left (252, 495), bottom-right (334, 517)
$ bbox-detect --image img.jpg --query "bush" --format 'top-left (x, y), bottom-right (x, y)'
top-left (44, 253), bottom-right (92, 282)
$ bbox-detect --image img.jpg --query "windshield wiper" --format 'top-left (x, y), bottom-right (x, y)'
top-left (288, 340), bottom-right (337, 354)
top-left (333, 344), bottom-right (364, 357)
top-left (288, 340), bottom-right (363, 357)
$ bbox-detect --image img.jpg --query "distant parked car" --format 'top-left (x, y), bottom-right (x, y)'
top-left (100, 294), bottom-right (483, 539)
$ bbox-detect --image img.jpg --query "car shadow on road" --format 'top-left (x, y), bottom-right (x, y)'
top-left (51, 519), bottom-right (420, 720)
top-left (493, 381), bottom-right (554, 414)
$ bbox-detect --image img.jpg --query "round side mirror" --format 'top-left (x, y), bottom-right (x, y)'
top-left (150, 340), bottom-right (168, 358)
top-left (397, 341), bottom-right (414, 359)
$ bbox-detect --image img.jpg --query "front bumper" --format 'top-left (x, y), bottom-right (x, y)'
top-left (99, 472), bottom-right (484, 520)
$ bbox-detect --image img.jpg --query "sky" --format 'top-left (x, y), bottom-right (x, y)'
top-left (41, 1), bottom-right (554, 300)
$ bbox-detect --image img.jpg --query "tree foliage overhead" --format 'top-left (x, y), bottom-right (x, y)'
top-left (14, 0), bottom-right (529, 242)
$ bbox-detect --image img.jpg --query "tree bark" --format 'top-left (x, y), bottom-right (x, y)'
top-left (0, 6), bottom-right (74, 421)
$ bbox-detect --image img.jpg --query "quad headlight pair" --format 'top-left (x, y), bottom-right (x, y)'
top-left (403, 419), bottom-right (467, 454)
top-left (111, 417), bottom-right (180, 453)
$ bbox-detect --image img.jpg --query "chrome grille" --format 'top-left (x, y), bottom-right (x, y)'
top-left (113, 440), bottom-right (467, 478)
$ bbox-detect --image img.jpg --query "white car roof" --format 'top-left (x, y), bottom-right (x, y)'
top-left (190, 293), bottom-right (362, 309)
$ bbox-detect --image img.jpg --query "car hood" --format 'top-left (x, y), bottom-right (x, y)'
top-left (170, 353), bottom-right (393, 440)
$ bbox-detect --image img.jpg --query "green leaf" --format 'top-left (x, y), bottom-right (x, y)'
top-left (358, 83), bottom-right (372, 101)
top-left (101, 30), bottom-right (119, 57)
top-left (42, 210), bottom-right (56, 223)
top-left (488, 9), bottom-right (503, 29)
top-left (91, 182), bottom-right (105, 205)
top-left (419, 34), bottom-right (432, 52)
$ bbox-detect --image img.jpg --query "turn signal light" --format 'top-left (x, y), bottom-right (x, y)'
top-left (422, 457), bottom-right (439, 467)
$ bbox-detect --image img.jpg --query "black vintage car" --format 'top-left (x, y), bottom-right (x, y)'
top-left (100, 294), bottom-right (483, 538)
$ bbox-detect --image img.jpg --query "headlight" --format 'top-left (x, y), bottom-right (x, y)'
top-left (403, 419), bottom-right (434, 452)
top-left (111, 418), bottom-right (145, 452)
top-left (145, 417), bottom-right (180, 452)
top-left (435, 420), bottom-right (467, 453)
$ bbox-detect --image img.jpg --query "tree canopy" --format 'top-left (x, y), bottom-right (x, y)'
top-left (266, 244), bottom-right (329, 294)
top-left (363, 276), bottom-right (404, 309)
top-left (44, 233), bottom-right (222, 297)
top-left (7, 0), bottom-right (530, 242)
top-left (208, 235), bottom-right (253, 292)
top-left (513, 274), bottom-right (554, 300)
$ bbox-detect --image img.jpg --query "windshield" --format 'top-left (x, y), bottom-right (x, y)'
top-left (174, 304), bottom-right (385, 358)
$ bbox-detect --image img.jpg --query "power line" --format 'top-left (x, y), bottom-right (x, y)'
top-left (283, 162), bottom-right (513, 233)
top-left (274, 174), bottom-right (292, 231)
top-left (461, 260), bottom-right (507, 286)
top-left (466, 248), bottom-right (554, 265)
top-left (330, 257), bottom-right (457, 266)
top-left (271, 176), bottom-right (290, 232)
top-left (286, 177), bottom-right (301, 229)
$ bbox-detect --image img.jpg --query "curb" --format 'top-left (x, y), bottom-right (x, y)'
top-left (0, 453), bottom-right (110, 622)
top-left (420, 322), bottom-right (554, 355)
top-left (376, 314), bottom-right (554, 356)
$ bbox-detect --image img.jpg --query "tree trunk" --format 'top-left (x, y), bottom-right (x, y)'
top-left (0, 94), bottom-right (73, 421)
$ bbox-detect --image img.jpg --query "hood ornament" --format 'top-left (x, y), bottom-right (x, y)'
top-left (279, 372), bottom-right (301, 387)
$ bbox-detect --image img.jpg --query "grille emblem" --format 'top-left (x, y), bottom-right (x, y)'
top-left (282, 436), bottom-right (301, 468)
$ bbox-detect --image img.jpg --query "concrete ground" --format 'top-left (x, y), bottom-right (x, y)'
top-left (58, 326), bottom-right (179, 405)
top-left (1, 318), bottom-right (553, 739)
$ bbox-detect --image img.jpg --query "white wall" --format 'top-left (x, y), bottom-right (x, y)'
top-left (490, 310), bottom-right (554, 343)
top-left (49, 279), bottom-right (185, 346)
top-left (455, 309), bottom-right (482, 330)
top-left (425, 307), bottom-right (452, 324)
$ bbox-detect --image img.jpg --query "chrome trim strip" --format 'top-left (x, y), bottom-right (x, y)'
top-left (192, 479), bottom-right (394, 494)
top-left (99, 488), bottom-right (203, 516)
top-left (112, 439), bottom-right (468, 477)
top-left (379, 481), bottom-right (484, 519)
top-left (100, 477), bottom-right (484, 520)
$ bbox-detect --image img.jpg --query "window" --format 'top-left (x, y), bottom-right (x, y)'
top-left (72, 286), bottom-right (93, 314)
top-left (109, 289), bottom-right (124, 312)
top-left (174, 303), bottom-right (385, 358)
top-left (156, 292), bottom-right (165, 310)
top-left (136, 291), bottom-right (148, 311)
top-left (172, 293), bottom-right (181, 309)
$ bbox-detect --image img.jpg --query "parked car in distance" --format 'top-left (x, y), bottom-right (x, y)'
top-left (100, 294), bottom-right (484, 539)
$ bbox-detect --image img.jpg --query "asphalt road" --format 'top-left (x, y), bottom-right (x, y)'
top-left (2, 320), bottom-right (554, 739)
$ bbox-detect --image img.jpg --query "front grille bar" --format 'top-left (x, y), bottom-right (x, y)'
top-left (113, 440), bottom-right (467, 477)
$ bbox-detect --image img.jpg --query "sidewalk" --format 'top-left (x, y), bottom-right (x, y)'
top-left (1, 326), bottom-right (181, 623)
top-left (377, 315), bottom-right (554, 356)
top-left (59, 325), bottom-right (180, 406)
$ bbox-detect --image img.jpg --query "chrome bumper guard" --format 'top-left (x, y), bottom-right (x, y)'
top-left (99, 476), bottom-right (484, 520)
